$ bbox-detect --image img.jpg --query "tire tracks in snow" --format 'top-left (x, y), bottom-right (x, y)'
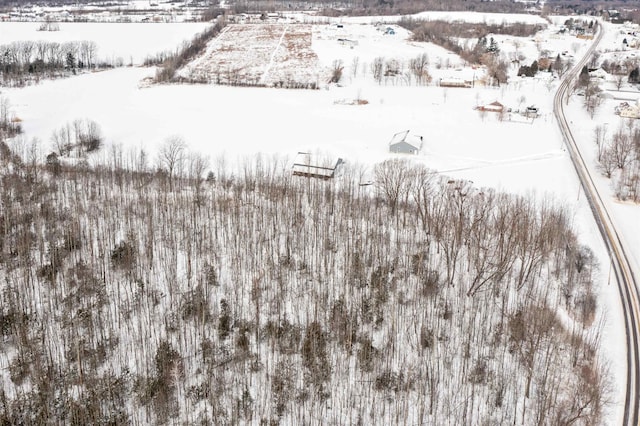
top-left (437, 150), bottom-right (565, 174)
top-left (259, 25), bottom-right (288, 86)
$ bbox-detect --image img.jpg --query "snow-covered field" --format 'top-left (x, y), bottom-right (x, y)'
top-left (182, 24), bottom-right (320, 86)
top-left (4, 17), bottom-right (587, 199)
top-left (0, 22), bottom-right (211, 65)
top-left (7, 69), bottom-right (569, 195)
top-left (1, 12), bottom-right (636, 425)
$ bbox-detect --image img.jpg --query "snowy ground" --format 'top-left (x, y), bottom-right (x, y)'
top-left (1, 12), bottom-right (634, 425)
top-left (0, 22), bottom-right (211, 65)
top-left (7, 67), bottom-right (564, 187)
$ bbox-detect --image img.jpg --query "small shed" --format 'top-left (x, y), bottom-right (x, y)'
top-left (292, 152), bottom-right (344, 179)
top-left (525, 105), bottom-right (539, 118)
top-left (389, 130), bottom-right (423, 155)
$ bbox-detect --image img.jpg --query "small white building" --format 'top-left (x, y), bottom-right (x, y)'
top-left (389, 130), bottom-right (423, 155)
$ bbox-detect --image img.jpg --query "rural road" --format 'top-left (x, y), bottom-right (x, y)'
top-left (553, 23), bottom-right (640, 425)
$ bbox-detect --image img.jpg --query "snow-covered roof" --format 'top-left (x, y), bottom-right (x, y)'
top-left (292, 152), bottom-right (342, 178)
top-left (589, 68), bottom-right (609, 80)
top-left (390, 130), bottom-right (410, 145)
top-left (389, 130), bottom-right (423, 150)
top-left (439, 77), bottom-right (471, 86)
top-left (482, 101), bottom-right (505, 111)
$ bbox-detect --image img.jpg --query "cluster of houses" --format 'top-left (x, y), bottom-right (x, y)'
top-left (373, 22), bottom-right (396, 35)
top-left (619, 22), bottom-right (640, 49)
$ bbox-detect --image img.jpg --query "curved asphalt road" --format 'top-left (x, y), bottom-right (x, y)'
top-left (553, 23), bottom-right (640, 426)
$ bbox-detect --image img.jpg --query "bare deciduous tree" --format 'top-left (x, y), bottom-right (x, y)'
top-left (158, 135), bottom-right (187, 191)
top-left (593, 125), bottom-right (606, 162)
top-left (351, 56), bottom-right (360, 79)
top-left (187, 152), bottom-right (210, 202)
top-left (329, 59), bottom-right (344, 84)
top-left (374, 159), bottom-right (413, 213)
top-left (410, 53), bottom-right (431, 85)
top-left (611, 128), bottom-right (634, 169)
top-left (371, 57), bottom-right (384, 84)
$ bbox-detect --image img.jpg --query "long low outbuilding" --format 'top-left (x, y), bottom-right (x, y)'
top-left (292, 152), bottom-right (344, 179)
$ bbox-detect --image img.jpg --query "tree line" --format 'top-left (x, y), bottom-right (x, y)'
top-left (151, 19), bottom-right (227, 83)
top-left (0, 40), bottom-right (100, 86)
top-left (228, 0), bottom-right (529, 17)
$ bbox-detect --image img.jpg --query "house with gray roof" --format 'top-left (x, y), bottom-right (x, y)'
top-left (389, 130), bottom-right (423, 155)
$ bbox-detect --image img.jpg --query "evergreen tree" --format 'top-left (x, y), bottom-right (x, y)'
top-left (65, 52), bottom-right (75, 70)
top-left (629, 67), bottom-right (640, 84)
top-left (578, 65), bottom-right (590, 88)
top-left (553, 54), bottom-right (563, 75)
top-left (487, 37), bottom-right (499, 54)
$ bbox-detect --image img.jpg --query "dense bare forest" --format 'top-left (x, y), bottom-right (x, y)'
top-left (0, 129), bottom-right (609, 424)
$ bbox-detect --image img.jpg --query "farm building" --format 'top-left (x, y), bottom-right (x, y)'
top-left (389, 130), bottom-right (423, 155)
top-left (439, 77), bottom-right (472, 88)
top-left (477, 101), bottom-right (505, 113)
top-left (292, 152), bottom-right (344, 179)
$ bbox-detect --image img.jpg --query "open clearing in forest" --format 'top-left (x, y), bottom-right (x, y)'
top-left (182, 24), bottom-right (320, 87)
